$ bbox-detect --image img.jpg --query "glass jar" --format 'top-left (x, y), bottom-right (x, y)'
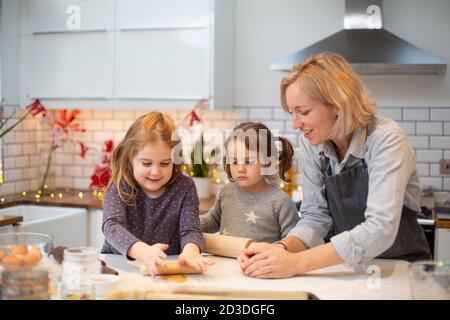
top-left (1, 269), bottom-right (50, 300)
top-left (61, 247), bottom-right (101, 293)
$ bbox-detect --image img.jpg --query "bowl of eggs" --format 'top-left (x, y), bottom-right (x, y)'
top-left (0, 232), bottom-right (54, 271)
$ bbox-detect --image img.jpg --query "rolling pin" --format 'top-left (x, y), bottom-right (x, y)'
top-left (203, 233), bottom-right (254, 258)
top-left (127, 260), bottom-right (203, 276)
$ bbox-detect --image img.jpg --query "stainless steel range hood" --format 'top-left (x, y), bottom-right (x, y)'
top-left (270, 0), bottom-right (447, 75)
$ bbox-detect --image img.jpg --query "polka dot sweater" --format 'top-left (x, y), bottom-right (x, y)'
top-left (101, 174), bottom-right (204, 256)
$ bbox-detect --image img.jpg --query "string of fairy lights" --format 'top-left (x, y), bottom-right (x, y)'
top-left (0, 184), bottom-right (105, 204)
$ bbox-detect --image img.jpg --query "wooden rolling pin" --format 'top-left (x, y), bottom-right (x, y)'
top-left (127, 260), bottom-right (203, 276)
top-left (203, 233), bottom-right (254, 258)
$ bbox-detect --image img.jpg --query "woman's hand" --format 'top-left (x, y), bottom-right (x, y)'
top-left (179, 243), bottom-right (215, 273)
top-left (240, 247), bottom-right (302, 279)
top-left (237, 242), bottom-right (285, 269)
top-left (128, 241), bottom-right (169, 276)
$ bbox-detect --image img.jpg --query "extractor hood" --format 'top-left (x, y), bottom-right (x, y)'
top-left (270, 0), bottom-right (447, 75)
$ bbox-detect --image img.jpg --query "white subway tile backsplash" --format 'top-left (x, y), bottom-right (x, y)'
top-left (23, 168), bottom-right (38, 180)
top-left (5, 169), bottom-right (23, 181)
top-left (444, 123), bottom-right (450, 135)
top-left (55, 177), bottom-right (72, 189)
top-left (29, 180), bottom-right (39, 191)
top-left (430, 137), bottom-right (450, 149)
top-left (398, 122), bottom-right (415, 135)
top-left (431, 109), bottom-right (450, 121)
top-left (416, 122), bottom-right (443, 135)
top-left (2, 106), bottom-right (450, 195)
top-left (54, 166), bottom-right (63, 176)
top-left (444, 178), bottom-right (450, 191)
top-left (232, 108), bottom-right (248, 120)
top-left (73, 154), bottom-right (94, 166)
top-left (15, 156), bottom-right (30, 168)
top-left (430, 164), bottom-right (441, 176)
top-left (263, 121), bottom-right (285, 134)
top-left (2, 132), bottom-right (15, 143)
top-left (103, 120), bottom-right (124, 131)
top-left (0, 183), bottom-right (15, 195)
top-left (273, 108), bottom-right (291, 120)
top-left (113, 131), bottom-right (126, 142)
top-left (282, 133), bottom-right (298, 146)
top-left (284, 121), bottom-right (298, 134)
top-left (94, 131), bottom-right (115, 143)
top-left (83, 120), bottom-right (103, 131)
top-left (15, 181), bottom-right (29, 193)
top-left (21, 119), bottom-right (37, 131)
top-left (3, 158), bottom-right (15, 169)
top-left (73, 178), bottom-right (91, 190)
top-left (408, 136), bottom-right (429, 149)
top-left (378, 108), bottom-right (402, 120)
top-left (54, 154), bottom-right (73, 165)
top-left (7, 145), bottom-right (22, 156)
top-left (83, 166), bottom-right (95, 178)
top-left (76, 110), bottom-right (92, 119)
top-left (403, 108), bottom-right (429, 121)
top-left (22, 143), bottom-right (38, 155)
top-left (93, 109), bottom-right (113, 119)
top-left (416, 163), bottom-right (430, 176)
top-left (415, 150), bottom-right (442, 163)
top-left (211, 120), bottom-right (236, 132)
top-left (420, 177), bottom-right (443, 190)
top-left (114, 110), bottom-right (135, 119)
top-left (64, 166), bottom-right (83, 177)
top-left (249, 108), bottom-right (272, 120)
top-left (202, 110), bottom-right (224, 120)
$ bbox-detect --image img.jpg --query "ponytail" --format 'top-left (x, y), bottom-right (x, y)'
top-left (278, 137), bottom-right (294, 182)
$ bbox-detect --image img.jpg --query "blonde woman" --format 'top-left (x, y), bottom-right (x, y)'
top-left (239, 52), bottom-right (431, 279)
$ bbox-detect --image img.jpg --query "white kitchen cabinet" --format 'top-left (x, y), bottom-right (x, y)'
top-left (20, 32), bottom-right (114, 100)
top-left (116, 0), bottom-right (210, 30)
top-left (435, 227), bottom-right (450, 261)
top-left (18, 0), bottom-right (234, 109)
top-left (20, 0), bottom-right (114, 33)
top-left (116, 28), bottom-right (210, 100)
top-left (88, 209), bottom-right (105, 250)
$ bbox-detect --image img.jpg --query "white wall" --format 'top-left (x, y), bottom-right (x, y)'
top-left (1, 0), bottom-right (20, 105)
top-left (234, 0), bottom-right (450, 107)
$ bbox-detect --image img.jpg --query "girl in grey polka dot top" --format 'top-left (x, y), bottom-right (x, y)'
top-left (102, 111), bottom-right (213, 276)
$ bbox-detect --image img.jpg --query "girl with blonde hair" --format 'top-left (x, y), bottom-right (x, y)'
top-left (102, 111), bottom-right (213, 276)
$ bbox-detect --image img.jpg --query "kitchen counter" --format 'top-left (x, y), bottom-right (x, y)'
top-left (101, 254), bottom-right (413, 300)
top-left (0, 190), bottom-right (104, 209)
top-left (0, 191), bottom-right (216, 226)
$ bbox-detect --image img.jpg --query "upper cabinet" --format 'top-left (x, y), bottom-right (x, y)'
top-left (18, 0), bottom-right (234, 109)
top-left (116, 0), bottom-right (210, 30)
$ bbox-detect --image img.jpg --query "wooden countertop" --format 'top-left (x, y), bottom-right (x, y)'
top-left (0, 190), bottom-right (216, 226)
top-left (0, 190), bottom-right (104, 210)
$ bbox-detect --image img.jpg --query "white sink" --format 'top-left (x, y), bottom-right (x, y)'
top-left (0, 205), bottom-right (87, 247)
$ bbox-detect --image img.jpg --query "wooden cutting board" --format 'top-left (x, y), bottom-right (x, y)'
top-left (106, 284), bottom-right (315, 300)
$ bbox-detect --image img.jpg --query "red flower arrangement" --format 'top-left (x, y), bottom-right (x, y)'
top-left (39, 109), bottom-right (89, 191)
top-left (89, 140), bottom-right (114, 190)
top-left (0, 100), bottom-right (46, 138)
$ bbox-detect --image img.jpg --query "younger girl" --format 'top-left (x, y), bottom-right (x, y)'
top-left (102, 111), bottom-right (213, 276)
top-left (201, 122), bottom-right (299, 243)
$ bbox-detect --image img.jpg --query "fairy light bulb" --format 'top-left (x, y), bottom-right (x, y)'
top-left (78, 192), bottom-right (84, 198)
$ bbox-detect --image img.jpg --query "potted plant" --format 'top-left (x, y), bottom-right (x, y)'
top-left (189, 134), bottom-right (214, 199)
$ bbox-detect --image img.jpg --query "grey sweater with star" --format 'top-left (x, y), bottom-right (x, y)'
top-left (200, 183), bottom-right (300, 243)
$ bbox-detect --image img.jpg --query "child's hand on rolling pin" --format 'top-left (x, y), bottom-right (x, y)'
top-left (179, 243), bottom-right (215, 272)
